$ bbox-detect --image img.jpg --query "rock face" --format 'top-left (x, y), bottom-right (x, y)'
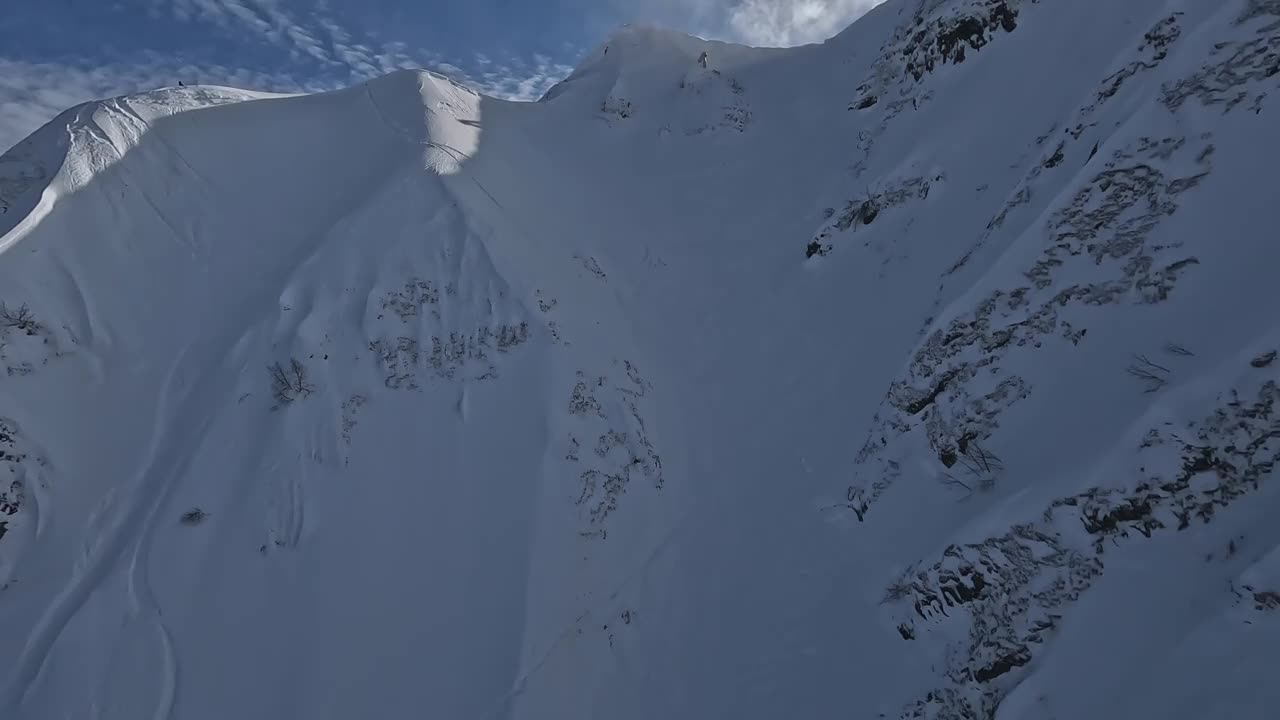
top-left (0, 1), bottom-right (1278, 719)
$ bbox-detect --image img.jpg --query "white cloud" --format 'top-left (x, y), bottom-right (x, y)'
top-left (158, 0), bottom-right (344, 62)
top-left (148, 0), bottom-right (575, 98)
top-left (613, 0), bottom-right (886, 46)
top-left (472, 54), bottom-right (576, 102)
top-left (724, 0), bottom-right (886, 46)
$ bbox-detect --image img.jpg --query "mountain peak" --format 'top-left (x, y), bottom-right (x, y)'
top-left (542, 23), bottom-right (764, 103)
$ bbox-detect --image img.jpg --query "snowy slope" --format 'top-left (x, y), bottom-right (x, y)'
top-left (1, 1), bottom-right (1279, 719)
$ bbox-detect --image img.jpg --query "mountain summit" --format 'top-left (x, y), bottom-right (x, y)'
top-left (2, 0), bottom-right (1279, 718)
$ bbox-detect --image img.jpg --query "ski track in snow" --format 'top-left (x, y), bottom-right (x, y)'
top-left (2, 340), bottom-right (230, 715)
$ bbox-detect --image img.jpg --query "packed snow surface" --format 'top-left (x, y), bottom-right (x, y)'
top-left (2, 1), bottom-right (1279, 718)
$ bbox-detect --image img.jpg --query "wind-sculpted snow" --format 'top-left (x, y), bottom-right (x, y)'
top-left (848, 0), bottom-right (1031, 177)
top-left (566, 361), bottom-right (664, 538)
top-left (977, 11), bottom-right (1187, 246)
top-left (1162, 2), bottom-right (1280, 114)
top-left (891, 351), bottom-right (1280, 719)
top-left (807, 171), bottom-right (944, 261)
top-left (849, 133), bottom-right (1214, 519)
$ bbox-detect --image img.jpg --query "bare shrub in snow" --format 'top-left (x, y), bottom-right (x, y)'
top-left (939, 470), bottom-right (997, 497)
top-left (881, 570), bottom-right (918, 604)
top-left (0, 302), bottom-right (40, 335)
top-left (858, 186), bottom-right (881, 225)
top-left (939, 472), bottom-right (975, 493)
top-left (939, 436), bottom-right (1003, 497)
top-left (180, 508), bottom-right (208, 526)
top-left (1126, 354), bottom-right (1171, 393)
top-left (269, 358), bottom-right (315, 406)
top-left (958, 437), bottom-right (1004, 478)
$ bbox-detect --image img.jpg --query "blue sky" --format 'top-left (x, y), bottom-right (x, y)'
top-left (0, 0), bottom-right (884, 151)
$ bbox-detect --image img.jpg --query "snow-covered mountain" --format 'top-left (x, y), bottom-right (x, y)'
top-left (2, 0), bottom-right (1278, 718)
